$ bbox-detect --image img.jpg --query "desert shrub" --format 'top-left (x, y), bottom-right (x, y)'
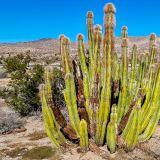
top-left (0, 55), bottom-right (4, 64)
top-left (0, 87), bottom-right (11, 99)
top-left (52, 68), bottom-right (65, 108)
top-left (0, 68), bottom-right (7, 78)
top-left (2, 53), bottom-right (44, 116)
top-left (0, 109), bottom-right (25, 134)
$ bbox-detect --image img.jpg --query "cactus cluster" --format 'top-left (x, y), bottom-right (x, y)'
top-left (40, 3), bottom-right (160, 153)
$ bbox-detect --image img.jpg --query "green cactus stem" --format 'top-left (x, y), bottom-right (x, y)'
top-left (79, 119), bottom-right (89, 151)
top-left (122, 99), bottom-right (141, 151)
top-left (95, 3), bottom-right (116, 146)
top-left (140, 65), bottom-right (160, 133)
top-left (139, 99), bottom-right (160, 142)
top-left (40, 84), bottom-right (66, 148)
top-left (129, 44), bottom-right (137, 97)
top-left (117, 26), bottom-right (128, 123)
top-left (62, 38), bottom-right (80, 135)
top-left (106, 105), bottom-right (117, 153)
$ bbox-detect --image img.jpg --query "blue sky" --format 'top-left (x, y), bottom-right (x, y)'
top-left (0, 0), bottom-right (160, 43)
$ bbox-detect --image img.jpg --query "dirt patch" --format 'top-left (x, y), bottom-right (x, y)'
top-left (22, 146), bottom-right (57, 160)
top-left (7, 142), bottom-right (23, 148)
top-left (1, 147), bottom-right (27, 158)
top-left (27, 131), bottom-right (47, 141)
top-left (0, 113), bottom-right (160, 160)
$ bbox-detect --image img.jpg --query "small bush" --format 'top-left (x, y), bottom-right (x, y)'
top-left (0, 109), bottom-right (25, 134)
top-left (2, 53), bottom-right (44, 116)
top-left (0, 68), bottom-right (7, 78)
top-left (52, 68), bottom-right (65, 108)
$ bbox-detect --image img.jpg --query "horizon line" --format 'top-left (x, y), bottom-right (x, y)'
top-left (0, 35), bottom-right (158, 44)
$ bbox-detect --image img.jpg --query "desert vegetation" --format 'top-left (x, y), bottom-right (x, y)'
top-left (0, 53), bottom-right (44, 116)
top-left (40, 2), bottom-right (160, 157)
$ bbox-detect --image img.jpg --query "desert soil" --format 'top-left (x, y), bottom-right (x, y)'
top-left (0, 105), bottom-right (160, 160)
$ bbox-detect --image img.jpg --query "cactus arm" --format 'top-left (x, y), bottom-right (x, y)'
top-left (117, 27), bottom-right (128, 123)
top-left (129, 45), bottom-right (137, 98)
top-left (122, 101), bottom-right (141, 151)
top-left (140, 66), bottom-right (160, 133)
top-left (139, 100), bottom-right (160, 142)
top-left (106, 123), bottom-right (116, 153)
top-left (87, 11), bottom-right (94, 82)
top-left (77, 34), bottom-right (89, 75)
top-left (64, 74), bottom-right (80, 135)
top-left (40, 85), bottom-right (66, 148)
top-left (106, 105), bottom-right (117, 153)
top-left (61, 37), bottom-right (81, 136)
top-left (96, 3), bottom-right (116, 146)
top-left (80, 119), bottom-right (89, 151)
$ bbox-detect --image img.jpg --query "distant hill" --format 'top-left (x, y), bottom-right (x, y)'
top-left (0, 36), bottom-right (160, 62)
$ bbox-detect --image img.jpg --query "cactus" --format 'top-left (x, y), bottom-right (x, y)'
top-left (106, 105), bottom-right (117, 153)
top-left (117, 26), bottom-right (128, 123)
top-left (140, 65), bottom-right (160, 133)
top-left (79, 119), bottom-right (89, 151)
top-left (59, 37), bottom-right (81, 136)
top-left (122, 99), bottom-right (141, 151)
top-left (40, 84), bottom-right (66, 148)
top-left (40, 2), bottom-right (160, 154)
top-left (129, 45), bottom-right (137, 97)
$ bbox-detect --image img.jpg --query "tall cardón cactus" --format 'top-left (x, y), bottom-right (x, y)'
top-left (40, 2), bottom-right (160, 155)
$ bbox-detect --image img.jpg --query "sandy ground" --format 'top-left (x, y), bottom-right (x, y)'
top-left (0, 97), bottom-right (160, 160)
top-left (0, 105), bottom-right (160, 160)
top-left (0, 78), bottom-right (10, 87)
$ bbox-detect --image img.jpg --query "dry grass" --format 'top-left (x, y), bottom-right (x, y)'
top-left (0, 108), bottom-right (25, 134)
top-left (1, 147), bottom-right (27, 158)
top-left (7, 142), bottom-right (23, 148)
top-left (27, 130), bottom-right (47, 141)
top-left (22, 146), bottom-right (57, 160)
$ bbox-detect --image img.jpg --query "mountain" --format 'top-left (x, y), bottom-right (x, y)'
top-left (0, 37), bottom-right (160, 62)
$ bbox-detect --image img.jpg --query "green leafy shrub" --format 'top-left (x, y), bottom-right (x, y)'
top-left (2, 53), bottom-right (44, 116)
top-left (52, 68), bottom-right (65, 108)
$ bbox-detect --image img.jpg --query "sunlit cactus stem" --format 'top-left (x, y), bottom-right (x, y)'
top-left (89, 25), bottom-right (102, 137)
top-left (96, 3), bottom-right (116, 146)
top-left (122, 99), bottom-right (141, 151)
top-left (77, 34), bottom-right (92, 125)
top-left (129, 44), bottom-right (137, 98)
top-left (59, 35), bottom-right (65, 72)
top-left (40, 84), bottom-right (66, 148)
top-left (112, 52), bottom-right (120, 103)
top-left (106, 105), bottom-right (117, 153)
top-left (148, 34), bottom-right (156, 76)
top-left (149, 33), bottom-right (156, 53)
top-left (140, 65), bottom-right (160, 133)
top-left (117, 26), bottom-right (128, 123)
top-left (87, 11), bottom-right (94, 82)
top-left (62, 37), bottom-right (80, 135)
top-left (79, 119), bottom-right (89, 151)
top-left (139, 99), bottom-right (160, 142)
